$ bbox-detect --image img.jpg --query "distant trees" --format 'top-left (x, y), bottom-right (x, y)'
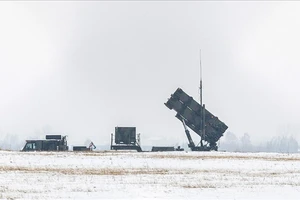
top-left (219, 132), bottom-right (240, 152)
top-left (219, 132), bottom-right (299, 153)
top-left (240, 133), bottom-right (253, 152)
top-left (0, 134), bottom-right (24, 150)
top-left (266, 136), bottom-right (298, 153)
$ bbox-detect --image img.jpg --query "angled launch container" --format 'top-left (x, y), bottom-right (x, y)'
top-left (165, 88), bottom-right (228, 151)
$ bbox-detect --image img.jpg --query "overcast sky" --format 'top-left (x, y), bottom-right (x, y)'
top-left (0, 1), bottom-right (300, 147)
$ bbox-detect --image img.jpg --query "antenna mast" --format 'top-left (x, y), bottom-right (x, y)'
top-left (199, 49), bottom-right (205, 147)
top-left (200, 49), bottom-right (202, 106)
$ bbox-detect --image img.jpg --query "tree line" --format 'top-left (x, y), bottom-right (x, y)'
top-left (219, 132), bottom-right (299, 153)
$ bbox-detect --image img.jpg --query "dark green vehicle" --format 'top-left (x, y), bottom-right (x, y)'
top-left (22, 135), bottom-right (68, 151)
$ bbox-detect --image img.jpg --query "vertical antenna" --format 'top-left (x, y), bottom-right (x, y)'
top-left (200, 49), bottom-right (202, 106)
top-left (199, 49), bottom-right (205, 147)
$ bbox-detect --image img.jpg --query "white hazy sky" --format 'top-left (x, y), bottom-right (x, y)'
top-left (0, 1), bottom-right (300, 146)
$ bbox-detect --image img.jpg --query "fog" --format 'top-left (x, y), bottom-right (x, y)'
top-left (0, 1), bottom-right (300, 150)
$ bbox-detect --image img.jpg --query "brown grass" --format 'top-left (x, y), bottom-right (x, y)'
top-left (1, 165), bottom-right (300, 178)
top-left (0, 165), bottom-right (169, 176)
top-left (182, 184), bottom-right (217, 189)
top-left (145, 154), bottom-right (300, 162)
top-left (20, 151), bottom-right (136, 157)
top-left (16, 151), bottom-right (300, 162)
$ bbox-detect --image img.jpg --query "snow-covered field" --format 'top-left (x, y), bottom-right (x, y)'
top-left (1, 150), bottom-right (300, 199)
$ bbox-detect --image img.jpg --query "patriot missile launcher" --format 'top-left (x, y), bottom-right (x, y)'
top-left (165, 88), bottom-right (228, 151)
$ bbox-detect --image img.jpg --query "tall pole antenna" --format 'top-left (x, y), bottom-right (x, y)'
top-left (199, 49), bottom-right (205, 147)
top-left (200, 49), bottom-right (203, 106)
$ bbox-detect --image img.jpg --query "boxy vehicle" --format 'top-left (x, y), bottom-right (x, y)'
top-left (22, 135), bottom-right (68, 151)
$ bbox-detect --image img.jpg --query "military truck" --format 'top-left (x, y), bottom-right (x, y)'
top-left (22, 135), bottom-right (68, 151)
